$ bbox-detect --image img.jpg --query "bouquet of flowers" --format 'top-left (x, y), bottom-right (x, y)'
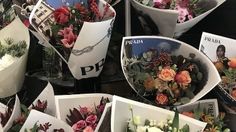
top-left (55, 93), bottom-right (112, 132)
top-left (121, 36), bottom-right (221, 106)
top-left (177, 99), bottom-right (230, 132)
top-left (20, 110), bottom-right (73, 132)
top-left (130, 0), bottom-right (225, 37)
top-left (28, 0), bottom-right (116, 80)
top-left (0, 16), bottom-right (30, 97)
top-left (0, 0), bottom-right (16, 30)
top-left (111, 96), bottom-right (207, 132)
top-left (199, 32), bottom-right (236, 106)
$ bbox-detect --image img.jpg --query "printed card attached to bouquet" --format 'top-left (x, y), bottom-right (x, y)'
top-left (121, 36), bottom-right (221, 107)
top-left (199, 32), bottom-right (236, 106)
top-left (130, 0), bottom-right (225, 37)
top-left (28, 0), bottom-right (116, 80)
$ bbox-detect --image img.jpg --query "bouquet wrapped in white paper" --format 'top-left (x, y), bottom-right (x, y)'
top-left (111, 96), bottom-right (207, 132)
top-left (28, 0), bottom-right (116, 80)
top-left (0, 16), bottom-right (30, 98)
top-left (55, 93), bottom-right (112, 132)
top-left (130, 0), bottom-right (225, 37)
top-left (20, 110), bottom-right (73, 132)
top-left (121, 36), bottom-right (221, 107)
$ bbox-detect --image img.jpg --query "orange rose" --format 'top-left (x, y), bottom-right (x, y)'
top-left (155, 93), bottom-right (168, 105)
top-left (158, 67), bottom-right (176, 81)
top-left (144, 76), bottom-right (155, 91)
top-left (175, 70), bottom-right (191, 87)
top-left (231, 89), bottom-right (236, 99)
top-left (181, 111), bottom-right (194, 118)
top-left (228, 58), bottom-right (236, 68)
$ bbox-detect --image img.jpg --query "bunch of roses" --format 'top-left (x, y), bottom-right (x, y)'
top-left (141, 51), bottom-right (203, 106)
top-left (215, 58), bottom-right (236, 100)
top-left (141, 0), bottom-right (201, 23)
top-left (51, 0), bottom-right (114, 49)
top-left (67, 97), bottom-right (110, 132)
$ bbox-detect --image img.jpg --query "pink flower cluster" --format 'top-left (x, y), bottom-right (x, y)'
top-left (153, 0), bottom-right (194, 23)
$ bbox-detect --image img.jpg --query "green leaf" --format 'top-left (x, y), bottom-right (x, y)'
top-left (181, 124), bottom-right (190, 132)
top-left (172, 110), bottom-right (179, 132)
top-left (197, 72), bottom-right (203, 81)
top-left (180, 97), bottom-right (190, 104)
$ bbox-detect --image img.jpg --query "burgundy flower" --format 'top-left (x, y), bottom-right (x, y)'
top-left (85, 115), bottom-right (97, 125)
top-left (79, 106), bottom-right (90, 116)
top-left (54, 6), bottom-right (70, 24)
top-left (72, 120), bottom-right (87, 131)
top-left (96, 104), bottom-right (105, 113)
top-left (31, 100), bottom-right (47, 112)
top-left (155, 93), bottom-right (168, 105)
top-left (58, 25), bottom-right (77, 48)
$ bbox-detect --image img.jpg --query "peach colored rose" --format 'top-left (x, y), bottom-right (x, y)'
top-left (231, 89), bottom-right (236, 99)
top-left (181, 111), bottom-right (194, 118)
top-left (158, 67), bottom-right (176, 81)
top-left (144, 76), bottom-right (155, 91)
top-left (155, 93), bottom-right (168, 105)
top-left (175, 70), bottom-right (191, 87)
top-left (83, 126), bottom-right (94, 132)
top-left (228, 58), bottom-right (236, 68)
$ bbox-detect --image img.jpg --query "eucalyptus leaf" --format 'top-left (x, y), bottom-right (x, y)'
top-left (197, 72), bottom-right (203, 81)
top-left (185, 89), bottom-right (195, 99)
top-left (180, 97), bottom-right (190, 104)
top-left (181, 124), bottom-right (190, 132)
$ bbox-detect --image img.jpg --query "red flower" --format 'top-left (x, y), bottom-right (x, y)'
top-left (181, 111), bottom-right (194, 118)
top-left (58, 25), bottom-right (77, 48)
top-left (155, 93), bottom-right (168, 105)
top-left (72, 120), bottom-right (87, 131)
top-left (85, 115), bottom-right (97, 125)
top-left (175, 70), bottom-right (191, 88)
top-left (54, 6), bottom-right (70, 24)
top-left (31, 100), bottom-right (47, 112)
top-left (231, 89), bottom-right (236, 99)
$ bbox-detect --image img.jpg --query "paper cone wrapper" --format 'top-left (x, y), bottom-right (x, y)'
top-left (199, 32), bottom-right (236, 105)
top-left (111, 96), bottom-right (207, 132)
top-left (130, 0), bottom-right (225, 37)
top-left (29, 0), bottom-right (116, 80)
top-left (177, 99), bottom-right (219, 118)
top-left (20, 110), bottom-right (73, 132)
top-left (55, 93), bottom-right (112, 131)
top-left (28, 82), bottom-right (56, 116)
top-left (121, 36), bottom-right (221, 105)
top-left (0, 95), bottom-right (21, 131)
top-left (0, 17), bottom-right (30, 98)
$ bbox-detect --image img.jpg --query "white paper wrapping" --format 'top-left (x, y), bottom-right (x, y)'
top-left (121, 36), bottom-right (221, 105)
top-left (130, 0), bottom-right (225, 38)
top-left (0, 95), bottom-right (21, 131)
top-left (111, 96), bottom-right (207, 132)
top-left (20, 110), bottom-right (74, 132)
top-left (0, 17), bottom-right (30, 98)
top-left (29, 0), bottom-right (116, 80)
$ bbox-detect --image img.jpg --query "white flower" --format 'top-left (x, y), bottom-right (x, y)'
top-left (136, 126), bottom-right (149, 132)
top-left (133, 116), bottom-right (141, 125)
top-left (147, 127), bottom-right (163, 132)
top-left (0, 54), bottom-right (17, 71)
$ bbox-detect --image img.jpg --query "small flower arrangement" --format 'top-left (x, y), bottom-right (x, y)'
top-left (0, 0), bottom-right (16, 30)
top-left (181, 104), bottom-right (230, 132)
top-left (8, 99), bottom-right (48, 131)
top-left (0, 106), bottom-right (12, 127)
top-left (49, 0), bottom-right (115, 60)
top-left (66, 97), bottom-right (110, 132)
top-left (127, 106), bottom-right (190, 132)
top-left (0, 38), bottom-right (27, 71)
top-left (214, 57), bottom-right (236, 100)
top-left (135, 0), bottom-right (215, 23)
top-left (24, 122), bottom-right (65, 132)
top-left (125, 49), bottom-right (205, 106)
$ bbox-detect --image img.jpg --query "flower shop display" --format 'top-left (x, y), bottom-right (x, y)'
top-left (111, 96), bottom-right (207, 132)
top-left (0, 95), bottom-right (21, 131)
top-left (20, 110), bottom-right (73, 132)
top-left (121, 36), bottom-right (221, 107)
top-left (28, 0), bottom-right (116, 80)
top-left (177, 99), bottom-right (230, 132)
top-left (199, 32), bottom-right (236, 106)
top-left (0, 16), bottom-right (30, 98)
top-left (55, 93), bottom-right (112, 132)
top-left (130, 0), bottom-right (225, 37)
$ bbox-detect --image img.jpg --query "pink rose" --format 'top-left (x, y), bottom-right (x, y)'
top-left (83, 126), bottom-right (94, 132)
top-left (155, 93), bottom-right (168, 105)
top-left (97, 104), bottom-right (105, 113)
top-left (175, 70), bottom-right (191, 87)
top-left (72, 120), bottom-right (87, 131)
top-left (158, 67), bottom-right (176, 81)
top-left (79, 107), bottom-right (90, 115)
top-left (58, 25), bottom-right (77, 48)
top-left (86, 115), bottom-right (97, 125)
top-left (54, 6), bottom-right (70, 24)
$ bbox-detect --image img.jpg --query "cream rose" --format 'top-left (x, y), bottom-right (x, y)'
top-left (158, 67), bottom-right (176, 81)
